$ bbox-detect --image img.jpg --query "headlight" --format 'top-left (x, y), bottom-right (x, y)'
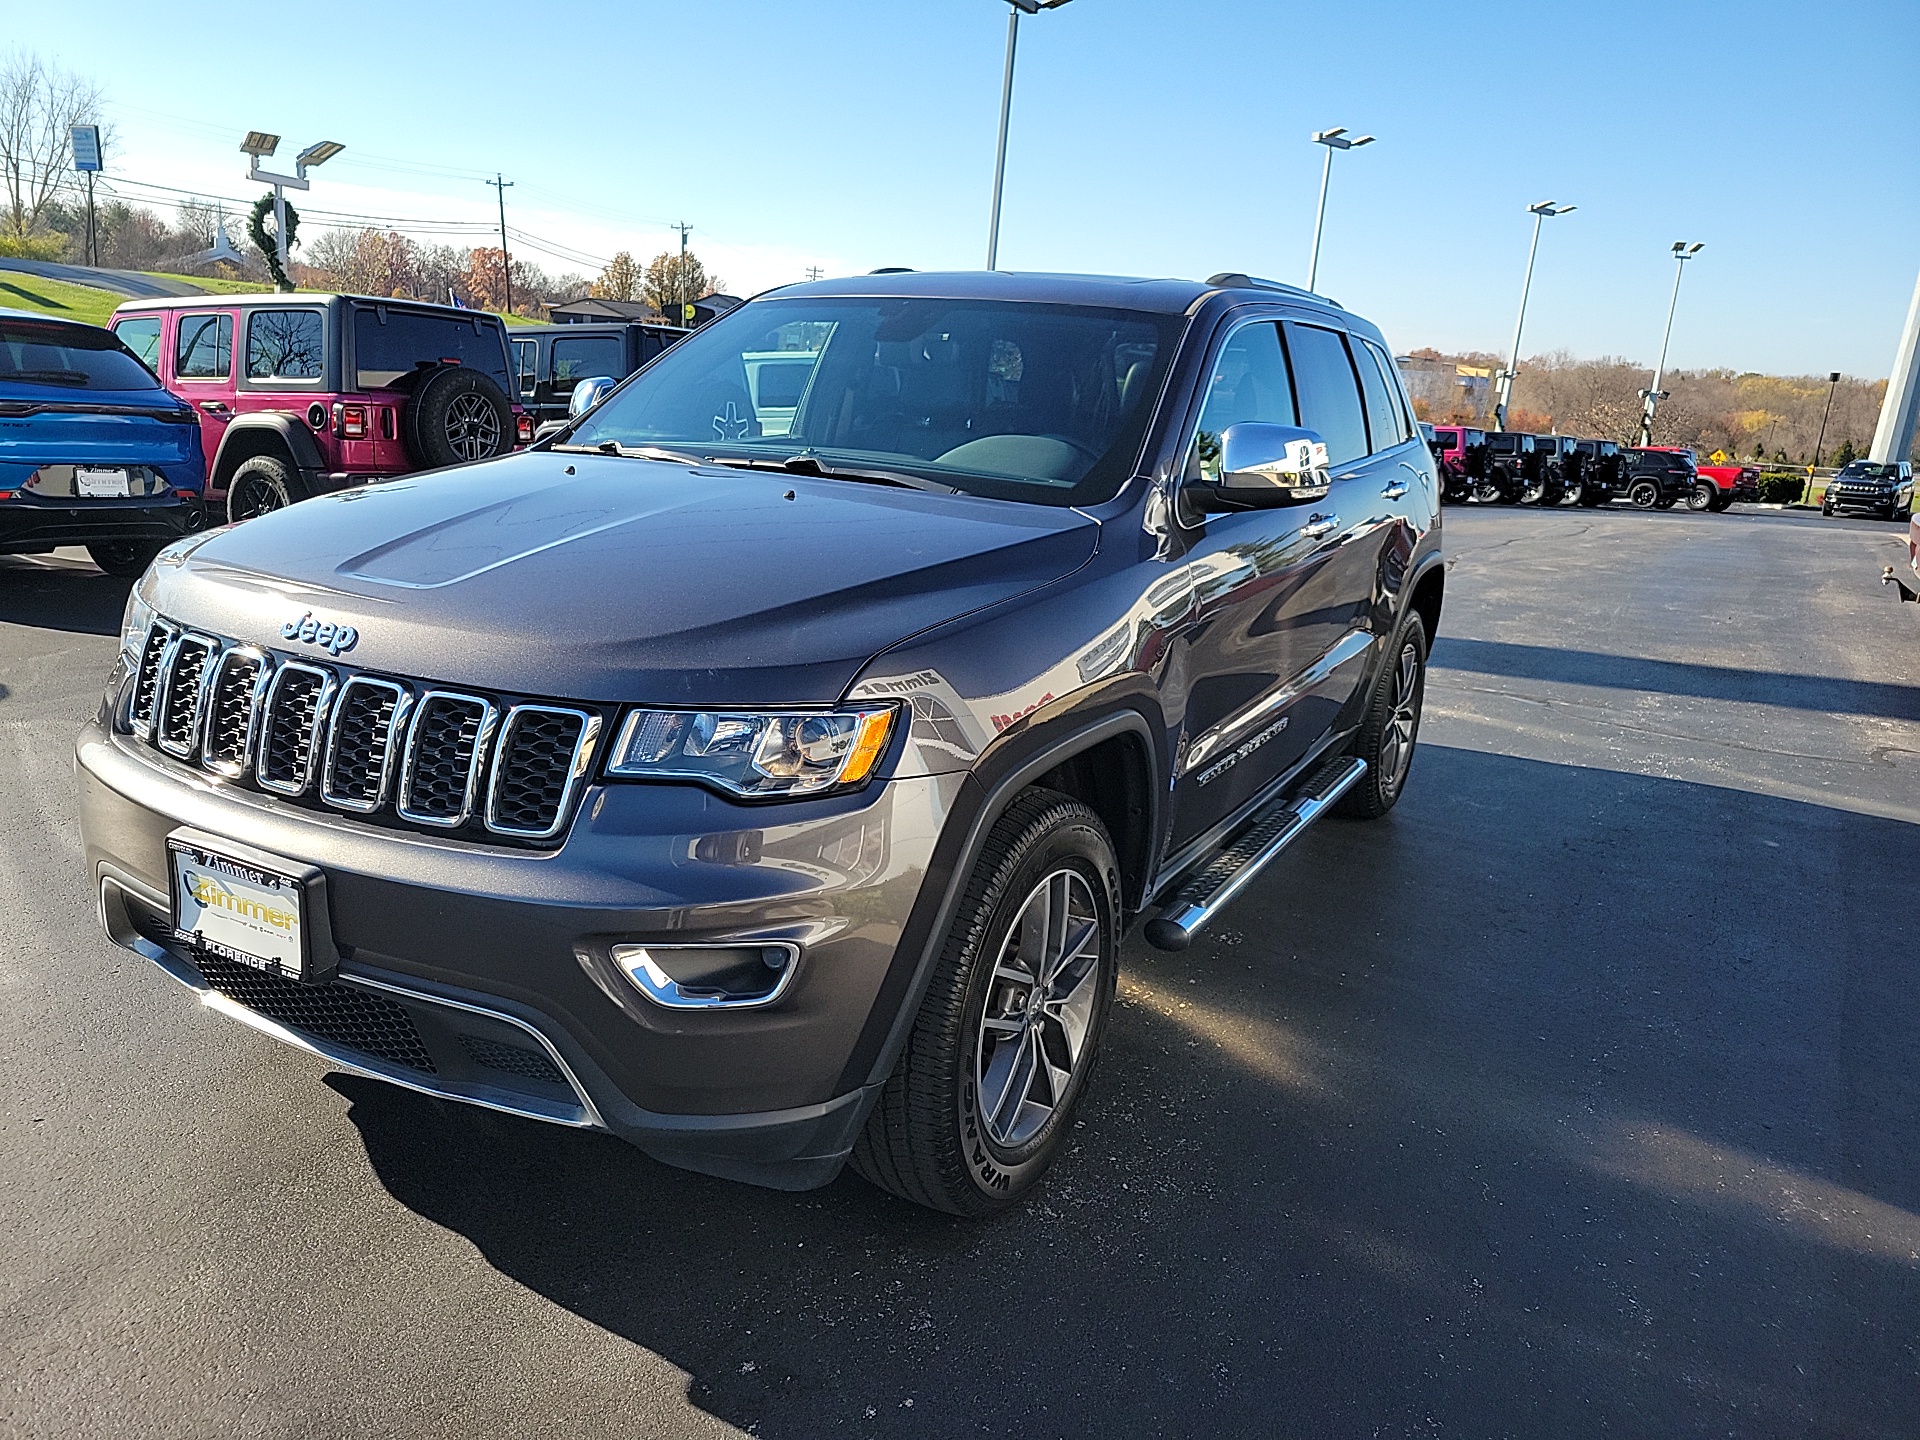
top-left (118, 590), bottom-right (155, 665)
top-left (606, 706), bottom-right (895, 798)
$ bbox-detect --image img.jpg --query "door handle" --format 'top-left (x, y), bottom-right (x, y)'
top-left (1381, 480), bottom-right (1409, 500)
top-left (198, 401), bottom-right (230, 415)
top-left (1301, 513), bottom-right (1337, 539)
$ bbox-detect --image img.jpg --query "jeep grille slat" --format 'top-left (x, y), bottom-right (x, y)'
top-left (125, 617), bottom-right (594, 846)
top-left (487, 706), bottom-right (599, 840)
top-left (398, 692), bottom-right (495, 827)
top-left (257, 662), bottom-right (334, 796)
top-left (322, 677), bottom-right (409, 812)
top-left (156, 633), bottom-right (217, 759)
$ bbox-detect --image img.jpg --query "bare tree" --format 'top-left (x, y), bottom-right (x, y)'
top-left (0, 50), bottom-right (109, 240)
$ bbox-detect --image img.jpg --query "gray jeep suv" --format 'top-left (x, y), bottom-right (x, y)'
top-left (76, 270), bottom-right (1443, 1215)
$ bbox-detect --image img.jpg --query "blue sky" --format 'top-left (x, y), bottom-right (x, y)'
top-left (13, 0), bottom-right (1918, 376)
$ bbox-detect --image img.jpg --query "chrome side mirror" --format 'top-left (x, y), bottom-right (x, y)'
top-left (568, 375), bottom-right (619, 417)
top-left (1203, 422), bottom-right (1332, 505)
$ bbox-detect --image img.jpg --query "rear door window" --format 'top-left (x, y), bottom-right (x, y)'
top-left (246, 310), bottom-right (324, 381)
top-left (351, 305), bottom-right (510, 391)
top-left (175, 313), bottom-right (234, 380)
top-left (113, 316), bottom-right (163, 374)
top-left (552, 335), bottom-right (625, 388)
top-left (1282, 322), bottom-right (1368, 467)
top-left (1360, 339), bottom-right (1413, 445)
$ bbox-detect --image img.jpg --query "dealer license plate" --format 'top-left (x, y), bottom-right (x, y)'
top-left (170, 840), bottom-right (307, 980)
top-left (75, 466), bottom-right (132, 498)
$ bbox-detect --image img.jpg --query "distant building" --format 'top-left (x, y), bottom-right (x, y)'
top-left (1396, 354), bottom-right (1492, 418)
top-left (548, 293), bottom-right (745, 328)
top-left (546, 298), bottom-right (667, 325)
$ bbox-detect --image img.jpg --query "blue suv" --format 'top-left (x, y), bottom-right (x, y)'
top-left (0, 310), bottom-right (207, 576)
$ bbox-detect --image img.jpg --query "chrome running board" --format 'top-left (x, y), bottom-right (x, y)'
top-left (1143, 754), bottom-right (1368, 952)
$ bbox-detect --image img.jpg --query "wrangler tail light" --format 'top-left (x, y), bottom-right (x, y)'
top-left (341, 405), bottom-right (367, 439)
top-left (516, 414), bottom-right (534, 445)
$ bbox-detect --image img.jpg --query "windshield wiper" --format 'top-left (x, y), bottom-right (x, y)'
top-left (702, 451), bottom-right (957, 494)
top-left (550, 442), bottom-right (704, 465)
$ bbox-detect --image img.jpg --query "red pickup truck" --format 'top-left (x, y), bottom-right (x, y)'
top-left (1647, 447), bottom-right (1758, 511)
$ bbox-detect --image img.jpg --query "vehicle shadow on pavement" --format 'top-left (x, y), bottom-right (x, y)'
top-left (0, 555), bottom-right (130, 637)
top-left (335, 744), bottom-right (1920, 1439)
top-left (1433, 636), bottom-right (1920, 721)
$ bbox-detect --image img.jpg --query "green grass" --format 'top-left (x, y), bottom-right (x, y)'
top-left (0, 274), bottom-right (121, 326)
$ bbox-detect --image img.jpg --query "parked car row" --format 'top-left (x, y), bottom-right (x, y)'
top-left (1422, 425), bottom-right (1754, 514)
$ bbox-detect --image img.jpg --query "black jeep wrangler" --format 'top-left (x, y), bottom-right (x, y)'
top-left (77, 270), bottom-right (1442, 1216)
top-left (1477, 430), bottom-right (1540, 503)
top-left (1619, 447), bottom-right (1696, 509)
top-left (509, 321), bottom-right (689, 428)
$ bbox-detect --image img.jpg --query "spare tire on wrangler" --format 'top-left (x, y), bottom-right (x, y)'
top-left (402, 365), bottom-right (513, 469)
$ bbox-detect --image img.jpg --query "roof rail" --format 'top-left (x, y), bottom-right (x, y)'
top-left (1205, 272), bottom-right (1341, 308)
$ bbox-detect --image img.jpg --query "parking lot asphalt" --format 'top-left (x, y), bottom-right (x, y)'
top-left (3, 503), bottom-right (1918, 1439)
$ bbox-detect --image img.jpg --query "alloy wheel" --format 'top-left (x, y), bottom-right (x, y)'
top-left (228, 476), bottom-right (285, 522)
top-left (1378, 639), bottom-right (1421, 792)
top-left (445, 394), bottom-right (501, 461)
top-left (974, 868), bottom-right (1104, 1151)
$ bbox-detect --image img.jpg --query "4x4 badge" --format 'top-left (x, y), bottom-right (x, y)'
top-left (281, 612), bottom-right (359, 657)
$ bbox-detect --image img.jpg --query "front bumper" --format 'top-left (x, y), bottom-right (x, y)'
top-left (0, 492), bottom-right (206, 553)
top-left (1827, 489), bottom-right (1904, 515)
top-left (76, 718), bottom-right (962, 1189)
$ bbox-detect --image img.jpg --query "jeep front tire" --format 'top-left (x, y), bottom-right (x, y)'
top-left (852, 789), bottom-right (1119, 1216)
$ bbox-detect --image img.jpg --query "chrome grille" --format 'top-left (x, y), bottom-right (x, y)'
top-left (126, 618), bottom-right (598, 845)
top-left (204, 649), bottom-right (270, 778)
top-left (257, 662), bottom-right (333, 796)
top-left (399, 693), bottom-right (495, 826)
top-left (487, 706), bottom-right (598, 839)
top-left (322, 677), bottom-right (409, 812)
top-left (130, 621), bottom-right (177, 739)
top-left (156, 633), bottom-right (216, 758)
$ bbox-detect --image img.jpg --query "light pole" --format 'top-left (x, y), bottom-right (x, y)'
top-left (1305, 127), bottom-right (1374, 294)
top-left (241, 133), bottom-right (343, 292)
top-left (986, 0), bottom-right (1073, 271)
top-left (1811, 370), bottom-right (1842, 497)
top-left (1636, 241), bottom-right (1704, 448)
top-left (1492, 200), bottom-right (1575, 432)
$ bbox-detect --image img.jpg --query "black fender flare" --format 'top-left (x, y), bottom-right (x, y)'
top-left (836, 705), bottom-right (1161, 1097)
top-left (208, 411), bottom-right (329, 493)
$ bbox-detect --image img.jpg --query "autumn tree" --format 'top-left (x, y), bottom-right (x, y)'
top-left (592, 251), bottom-right (641, 302)
top-left (643, 250), bottom-right (723, 319)
top-left (0, 51), bottom-right (108, 240)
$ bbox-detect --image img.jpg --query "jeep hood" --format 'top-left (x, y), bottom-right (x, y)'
top-left (146, 451), bottom-right (1098, 704)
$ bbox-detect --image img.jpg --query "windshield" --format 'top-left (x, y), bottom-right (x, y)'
top-left (562, 296), bottom-right (1183, 506)
top-left (0, 318), bottom-right (162, 391)
top-left (1837, 461), bottom-right (1898, 480)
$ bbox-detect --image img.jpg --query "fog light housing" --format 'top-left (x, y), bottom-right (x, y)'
top-left (611, 942), bottom-right (798, 1010)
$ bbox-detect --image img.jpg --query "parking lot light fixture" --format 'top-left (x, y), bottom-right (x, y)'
top-left (1306, 129), bottom-right (1376, 294)
top-left (1492, 200), bottom-right (1575, 433)
top-left (1637, 241), bottom-right (1705, 447)
top-left (986, 0), bottom-right (1073, 271)
top-left (243, 133), bottom-right (346, 292)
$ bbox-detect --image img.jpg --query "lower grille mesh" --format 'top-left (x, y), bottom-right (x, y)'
top-left (192, 953), bottom-right (437, 1074)
top-left (458, 1034), bottom-right (565, 1085)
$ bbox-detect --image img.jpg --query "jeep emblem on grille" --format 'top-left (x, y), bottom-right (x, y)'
top-left (281, 612), bottom-right (359, 657)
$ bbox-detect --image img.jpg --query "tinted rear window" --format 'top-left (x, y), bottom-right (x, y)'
top-left (0, 318), bottom-right (161, 391)
top-left (1283, 322), bottom-right (1368, 467)
top-left (552, 335), bottom-right (625, 387)
top-left (352, 306), bottom-right (511, 391)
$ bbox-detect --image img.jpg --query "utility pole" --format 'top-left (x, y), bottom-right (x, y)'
top-left (487, 174), bottom-right (515, 315)
top-left (673, 222), bottom-right (692, 323)
top-left (805, 266), bottom-right (824, 282)
top-left (1636, 242), bottom-right (1703, 448)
